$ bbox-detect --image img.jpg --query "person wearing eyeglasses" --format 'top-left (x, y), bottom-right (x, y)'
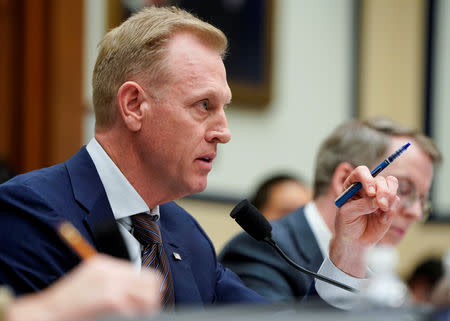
top-left (219, 116), bottom-right (442, 302)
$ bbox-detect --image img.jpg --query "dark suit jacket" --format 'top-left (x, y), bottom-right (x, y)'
top-left (219, 206), bottom-right (324, 301)
top-left (0, 147), bottom-right (263, 305)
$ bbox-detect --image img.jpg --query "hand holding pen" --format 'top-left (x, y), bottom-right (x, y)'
top-left (335, 143), bottom-right (410, 208)
top-left (328, 144), bottom-right (408, 278)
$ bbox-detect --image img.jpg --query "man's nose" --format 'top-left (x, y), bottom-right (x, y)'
top-left (206, 112), bottom-right (231, 144)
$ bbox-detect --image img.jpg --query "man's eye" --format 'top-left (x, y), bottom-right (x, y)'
top-left (200, 100), bottom-right (208, 110)
top-left (398, 182), bottom-right (412, 196)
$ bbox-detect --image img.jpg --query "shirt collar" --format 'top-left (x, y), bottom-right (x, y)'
top-left (86, 138), bottom-right (159, 221)
top-left (304, 201), bottom-right (331, 258)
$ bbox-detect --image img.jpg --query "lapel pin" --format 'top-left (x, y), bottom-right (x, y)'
top-left (173, 252), bottom-right (182, 261)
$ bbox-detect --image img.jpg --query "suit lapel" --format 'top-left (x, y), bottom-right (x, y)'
top-left (65, 147), bottom-right (129, 260)
top-left (293, 207), bottom-right (324, 269)
top-left (159, 203), bottom-right (202, 303)
top-left (84, 197), bottom-right (130, 259)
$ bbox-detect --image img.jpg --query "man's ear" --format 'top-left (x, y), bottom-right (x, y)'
top-left (117, 81), bottom-right (148, 132)
top-left (331, 162), bottom-right (355, 197)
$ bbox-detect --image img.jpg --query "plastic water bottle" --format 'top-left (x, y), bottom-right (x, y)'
top-left (359, 245), bottom-right (410, 309)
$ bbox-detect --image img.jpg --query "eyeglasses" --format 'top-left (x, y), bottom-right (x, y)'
top-left (397, 178), bottom-right (432, 221)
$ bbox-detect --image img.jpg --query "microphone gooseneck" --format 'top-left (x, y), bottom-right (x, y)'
top-left (230, 200), bottom-right (357, 293)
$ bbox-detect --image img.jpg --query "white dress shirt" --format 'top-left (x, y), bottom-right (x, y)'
top-left (86, 138), bottom-right (158, 270)
top-left (304, 202), bottom-right (331, 259)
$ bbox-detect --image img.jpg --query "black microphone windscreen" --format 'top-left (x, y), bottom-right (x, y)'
top-left (230, 200), bottom-right (272, 241)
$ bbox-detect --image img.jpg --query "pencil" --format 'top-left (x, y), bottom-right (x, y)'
top-left (57, 221), bottom-right (97, 259)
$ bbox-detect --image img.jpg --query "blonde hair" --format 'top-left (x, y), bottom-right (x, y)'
top-left (92, 6), bottom-right (228, 128)
top-left (313, 117), bottom-right (442, 198)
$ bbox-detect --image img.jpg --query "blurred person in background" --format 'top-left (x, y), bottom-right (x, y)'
top-left (430, 250), bottom-right (450, 307)
top-left (220, 117), bottom-right (442, 302)
top-left (250, 173), bottom-right (311, 221)
top-left (407, 257), bottom-right (443, 305)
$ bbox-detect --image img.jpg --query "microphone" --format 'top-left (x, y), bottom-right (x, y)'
top-left (230, 199), bottom-right (357, 293)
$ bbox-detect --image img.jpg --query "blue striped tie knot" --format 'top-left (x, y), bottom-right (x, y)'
top-left (132, 213), bottom-right (175, 307)
top-left (132, 215), bottom-right (161, 245)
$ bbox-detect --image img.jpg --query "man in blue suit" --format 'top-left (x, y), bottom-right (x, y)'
top-left (219, 117), bottom-right (441, 302)
top-left (0, 6), bottom-right (260, 305)
top-left (0, 6), bottom-right (400, 309)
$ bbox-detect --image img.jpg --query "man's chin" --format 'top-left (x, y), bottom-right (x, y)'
top-left (188, 179), bottom-right (208, 195)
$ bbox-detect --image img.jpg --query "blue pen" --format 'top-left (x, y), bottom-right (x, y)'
top-left (335, 142), bottom-right (411, 208)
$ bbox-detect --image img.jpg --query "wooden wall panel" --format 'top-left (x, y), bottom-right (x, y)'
top-left (0, 0), bottom-right (22, 171)
top-left (0, 0), bottom-right (83, 173)
top-left (47, 0), bottom-right (83, 165)
top-left (22, 0), bottom-right (48, 171)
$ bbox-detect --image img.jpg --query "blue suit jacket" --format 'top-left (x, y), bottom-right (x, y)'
top-left (0, 147), bottom-right (263, 305)
top-left (219, 207), bottom-right (324, 301)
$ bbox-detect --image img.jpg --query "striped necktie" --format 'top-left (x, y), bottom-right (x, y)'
top-left (131, 214), bottom-right (175, 307)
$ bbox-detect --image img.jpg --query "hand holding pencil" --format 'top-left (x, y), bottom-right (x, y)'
top-left (8, 254), bottom-right (162, 321)
top-left (10, 221), bottom-right (163, 321)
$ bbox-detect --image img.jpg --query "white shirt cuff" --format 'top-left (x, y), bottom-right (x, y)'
top-left (315, 257), bottom-right (367, 310)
